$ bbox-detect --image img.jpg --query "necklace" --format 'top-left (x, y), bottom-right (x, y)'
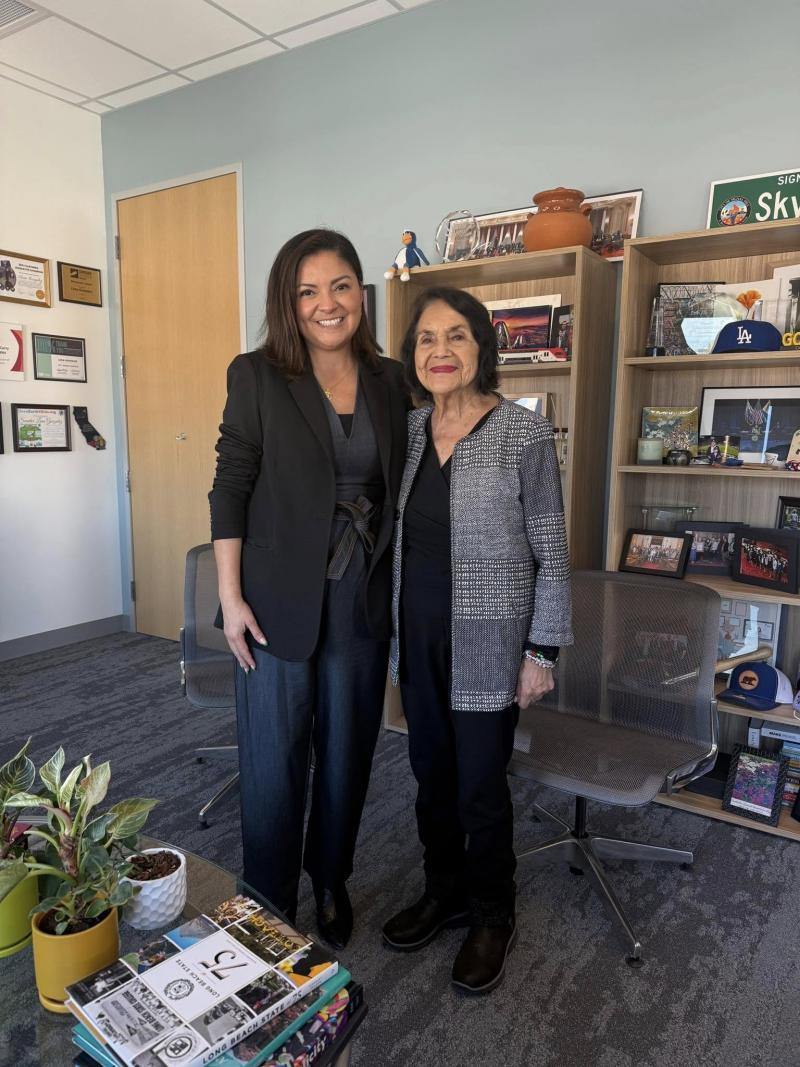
top-left (317, 363), bottom-right (354, 401)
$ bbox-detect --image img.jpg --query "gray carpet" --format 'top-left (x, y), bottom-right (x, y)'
top-left (2, 633), bottom-right (800, 1067)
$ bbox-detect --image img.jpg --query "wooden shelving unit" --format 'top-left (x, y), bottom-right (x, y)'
top-left (383, 245), bottom-right (616, 733)
top-left (607, 218), bottom-right (800, 840)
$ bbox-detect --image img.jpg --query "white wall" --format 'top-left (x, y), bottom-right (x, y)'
top-left (0, 80), bottom-right (122, 644)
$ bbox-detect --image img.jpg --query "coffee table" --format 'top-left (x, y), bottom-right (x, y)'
top-left (0, 836), bottom-right (363, 1067)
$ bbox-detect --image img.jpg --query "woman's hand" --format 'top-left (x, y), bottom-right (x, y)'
top-left (515, 659), bottom-right (554, 709)
top-left (221, 596), bottom-right (267, 672)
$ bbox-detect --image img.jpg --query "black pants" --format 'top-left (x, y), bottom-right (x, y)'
top-left (400, 576), bottom-right (518, 919)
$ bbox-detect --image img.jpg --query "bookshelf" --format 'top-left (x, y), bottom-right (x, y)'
top-left (606, 218), bottom-right (800, 839)
top-left (383, 245), bottom-right (616, 733)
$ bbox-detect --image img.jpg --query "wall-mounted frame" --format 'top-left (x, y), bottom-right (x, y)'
top-left (0, 250), bottom-right (51, 308)
top-left (0, 321), bottom-right (24, 380)
top-left (11, 403), bottom-right (71, 452)
top-left (32, 333), bottom-right (87, 383)
top-left (57, 261), bottom-right (102, 308)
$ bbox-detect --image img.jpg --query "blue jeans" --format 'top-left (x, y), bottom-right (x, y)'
top-left (236, 559), bottom-right (388, 917)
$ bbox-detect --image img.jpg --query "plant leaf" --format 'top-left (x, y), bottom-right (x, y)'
top-left (107, 798), bottom-right (158, 840)
top-left (0, 858), bottom-right (29, 901)
top-left (39, 749), bottom-right (65, 798)
top-left (85, 812), bottom-right (118, 843)
top-left (85, 899), bottom-right (110, 919)
top-left (0, 739), bottom-right (35, 803)
top-left (77, 762), bottom-right (110, 816)
top-left (58, 763), bottom-right (83, 813)
top-left (4, 791), bottom-right (46, 809)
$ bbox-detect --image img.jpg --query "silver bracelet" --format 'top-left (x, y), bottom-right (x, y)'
top-left (523, 649), bottom-right (556, 669)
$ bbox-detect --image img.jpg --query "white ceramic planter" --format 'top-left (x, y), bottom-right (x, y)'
top-left (123, 848), bottom-right (187, 931)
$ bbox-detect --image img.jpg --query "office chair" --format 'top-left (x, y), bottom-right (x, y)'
top-left (181, 543), bottom-right (239, 827)
top-left (510, 570), bottom-right (718, 965)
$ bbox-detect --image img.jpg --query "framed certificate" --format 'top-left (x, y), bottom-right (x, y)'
top-left (0, 322), bottom-right (24, 380)
top-left (32, 333), bottom-right (87, 383)
top-left (0, 249), bottom-right (51, 307)
top-left (57, 261), bottom-right (102, 307)
top-left (11, 403), bottom-right (71, 452)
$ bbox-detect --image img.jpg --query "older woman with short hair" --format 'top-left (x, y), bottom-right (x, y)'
top-left (382, 286), bottom-right (572, 993)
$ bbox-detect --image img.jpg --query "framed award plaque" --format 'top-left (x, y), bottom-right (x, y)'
top-left (0, 250), bottom-right (51, 308)
top-left (57, 261), bottom-right (102, 307)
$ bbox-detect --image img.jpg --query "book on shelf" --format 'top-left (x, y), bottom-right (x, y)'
top-left (65, 894), bottom-right (338, 1067)
top-left (259, 982), bottom-right (364, 1067)
top-left (761, 722), bottom-right (800, 744)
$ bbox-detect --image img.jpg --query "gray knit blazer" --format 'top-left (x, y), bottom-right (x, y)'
top-left (390, 398), bottom-right (573, 711)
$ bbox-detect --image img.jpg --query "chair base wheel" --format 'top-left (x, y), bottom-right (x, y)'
top-left (199, 819), bottom-right (209, 829)
top-left (196, 756), bottom-right (204, 764)
top-left (626, 955), bottom-right (644, 968)
top-left (680, 862), bottom-right (691, 871)
top-left (569, 865), bottom-right (584, 876)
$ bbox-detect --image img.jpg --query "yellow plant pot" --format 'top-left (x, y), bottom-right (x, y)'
top-left (31, 907), bottom-right (120, 1013)
top-left (0, 876), bottom-right (38, 958)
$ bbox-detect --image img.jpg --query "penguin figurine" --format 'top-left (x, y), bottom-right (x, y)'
top-left (384, 230), bottom-right (429, 282)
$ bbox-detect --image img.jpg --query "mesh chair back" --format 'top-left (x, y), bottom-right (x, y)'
top-left (183, 544), bottom-right (235, 708)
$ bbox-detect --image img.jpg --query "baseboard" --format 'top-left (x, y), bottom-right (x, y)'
top-left (0, 616), bottom-right (126, 662)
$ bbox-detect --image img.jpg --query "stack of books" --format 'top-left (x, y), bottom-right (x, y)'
top-left (66, 894), bottom-right (366, 1067)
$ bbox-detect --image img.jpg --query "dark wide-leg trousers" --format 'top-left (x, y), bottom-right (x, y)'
top-left (236, 558), bottom-right (388, 917)
top-left (400, 577), bottom-right (519, 918)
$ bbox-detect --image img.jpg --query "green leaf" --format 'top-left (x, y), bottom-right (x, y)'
top-left (55, 920), bottom-right (69, 935)
top-left (0, 858), bottom-right (29, 901)
top-left (39, 749), bottom-right (65, 798)
top-left (58, 764), bottom-right (83, 813)
top-left (85, 899), bottom-right (110, 919)
top-left (106, 798), bottom-right (158, 840)
top-left (78, 762), bottom-right (110, 816)
top-left (4, 791), bottom-right (46, 809)
top-left (85, 812), bottom-right (118, 843)
top-left (0, 739), bottom-right (35, 803)
top-left (110, 883), bottom-right (133, 907)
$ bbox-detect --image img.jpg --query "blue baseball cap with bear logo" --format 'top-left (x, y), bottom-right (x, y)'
top-left (719, 661), bottom-right (793, 711)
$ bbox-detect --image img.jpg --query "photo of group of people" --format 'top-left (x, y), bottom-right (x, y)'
top-left (619, 531), bottom-right (691, 577)
top-left (738, 537), bottom-right (791, 586)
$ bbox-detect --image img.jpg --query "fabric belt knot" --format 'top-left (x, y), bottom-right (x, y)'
top-left (326, 495), bottom-right (377, 580)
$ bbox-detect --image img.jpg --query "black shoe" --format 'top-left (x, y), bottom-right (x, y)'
top-left (382, 892), bottom-right (469, 952)
top-left (313, 883), bottom-right (353, 951)
top-left (451, 919), bottom-right (517, 994)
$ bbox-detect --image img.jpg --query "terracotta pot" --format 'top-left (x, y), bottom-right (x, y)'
top-left (523, 187), bottom-right (592, 252)
top-left (0, 875), bottom-right (38, 959)
top-left (31, 907), bottom-right (120, 1013)
top-left (122, 847), bottom-right (187, 931)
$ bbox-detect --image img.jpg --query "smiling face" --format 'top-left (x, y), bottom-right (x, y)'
top-left (414, 300), bottom-right (481, 400)
top-left (295, 251), bottom-right (363, 360)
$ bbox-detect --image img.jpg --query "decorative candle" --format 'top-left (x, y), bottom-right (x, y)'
top-left (637, 437), bottom-right (663, 465)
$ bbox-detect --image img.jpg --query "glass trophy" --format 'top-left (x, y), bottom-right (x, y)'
top-left (434, 210), bottom-right (480, 263)
top-left (644, 296), bottom-right (665, 357)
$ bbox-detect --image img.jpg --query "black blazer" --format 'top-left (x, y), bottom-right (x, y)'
top-left (209, 350), bottom-right (409, 661)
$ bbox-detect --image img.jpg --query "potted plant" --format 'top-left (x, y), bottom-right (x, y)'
top-left (0, 738), bottom-right (41, 957)
top-left (0, 746), bottom-right (157, 1012)
top-left (122, 845), bottom-right (187, 930)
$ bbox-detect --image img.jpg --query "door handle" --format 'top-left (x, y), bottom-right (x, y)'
top-left (175, 433), bottom-right (187, 441)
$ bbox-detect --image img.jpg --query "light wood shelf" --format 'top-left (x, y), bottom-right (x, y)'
top-left (607, 219), bottom-right (800, 841)
top-left (497, 361), bottom-right (572, 377)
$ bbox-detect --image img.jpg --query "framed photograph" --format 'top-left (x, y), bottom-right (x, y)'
top-left (0, 321), bottom-right (24, 381)
top-left (696, 434), bottom-right (740, 463)
top-left (467, 207), bottom-right (531, 260)
top-left (10, 403), bottom-right (71, 452)
top-left (731, 527), bottom-right (799, 593)
top-left (362, 284), bottom-right (376, 337)
top-left (720, 598), bottom-right (732, 612)
top-left (743, 619), bottom-right (774, 641)
top-left (699, 386), bottom-right (800, 464)
top-left (484, 296), bottom-right (560, 354)
top-left (719, 600), bottom-right (783, 665)
top-left (503, 392), bottom-right (549, 417)
top-left (583, 189), bottom-right (642, 261)
top-left (673, 521), bottom-right (747, 577)
top-left (641, 406), bottom-right (699, 456)
top-left (32, 333), bottom-right (87, 383)
top-left (549, 304), bottom-right (573, 356)
top-left (0, 405), bottom-right (4, 454)
top-left (722, 744), bottom-right (788, 825)
top-left (0, 249), bottom-right (50, 308)
top-left (618, 529), bottom-right (691, 578)
top-left (57, 261), bottom-right (102, 307)
top-left (776, 495), bottom-right (800, 530)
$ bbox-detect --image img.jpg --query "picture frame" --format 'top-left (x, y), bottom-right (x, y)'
top-left (776, 495), bottom-right (800, 530)
top-left (618, 529), bottom-right (691, 578)
top-left (32, 333), bottom-right (87, 383)
top-left (731, 527), bottom-right (799, 593)
top-left (718, 600), bottom-right (783, 665)
top-left (641, 405), bottom-right (699, 456)
top-left (362, 284), bottom-right (376, 337)
top-left (10, 403), bottom-right (71, 452)
top-left (465, 207), bottom-right (530, 260)
top-left (722, 744), bottom-right (788, 826)
top-left (549, 305), bottom-right (573, 356)
top-left (0, 249), bottom-right (51, 308)
top-left (484, 296), bottom-right (560, 354)
top-left (673, 520), bottom-right (747, 577)
top-left (0, 321), bottom-right (24, 380)
top-left (503, 392), bottom-right (549, 417)
top-left (57, 261), bottom-right (102, 307)
top-left (699, 386), bottom-right (800, 464)
top-left (582, 189), bottom-right (642, 261)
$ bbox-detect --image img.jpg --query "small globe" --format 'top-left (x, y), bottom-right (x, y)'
top-left (434, 210), bottom-right (480, 262)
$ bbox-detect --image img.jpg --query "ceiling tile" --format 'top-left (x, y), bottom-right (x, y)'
top-left (82, 100), bottom-right (112, 113)
top-left (0, 60), bottom-right (85, 101)
top-left (0, 19), bottom-right (161, 96)
top-left (214, 0), bottom-right (351, 37)
top-left (395, 0), bottom-right (435, 6)
top-left (276, 0), bottom-right (396, 49)
top-left (36, 0), bottom-right (259, 68)
top-left (181, 39), bottom-right (283, 81)
top-left (99, 73), bottom-right (189, 109)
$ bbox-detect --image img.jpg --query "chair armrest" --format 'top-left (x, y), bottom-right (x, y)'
top-left (664, 698), bottom-right (719, 795)
top-left (179, 626), bottom-right (186, 696)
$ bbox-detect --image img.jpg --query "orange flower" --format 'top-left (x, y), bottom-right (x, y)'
top-left (736, 289), bottom-right (762, 310)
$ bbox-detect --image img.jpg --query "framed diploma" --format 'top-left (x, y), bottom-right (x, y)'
top-left (0, 405), bottom-right (4, 454)
top-left (0, 250), bottom-right (51, 308)
top-left (32, 333), bottom-right (87, 383)
top-left (57, 261), bottom-right (102, 307)
top-left (11, 403), bottom-right (71, 452)
top-left (0, 322), bottom-right (24, 380)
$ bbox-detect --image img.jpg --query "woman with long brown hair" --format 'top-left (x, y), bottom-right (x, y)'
top-left (209, 229), bottom-right (408, 946)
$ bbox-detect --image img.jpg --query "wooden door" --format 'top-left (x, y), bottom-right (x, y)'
top-left (118, 173), bottom-right (241, 639)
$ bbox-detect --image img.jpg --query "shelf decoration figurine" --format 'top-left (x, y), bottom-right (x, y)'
top-left (522, 187), bottom-right (592, 253)
top-left (384, 230), bottom-right (429, 282)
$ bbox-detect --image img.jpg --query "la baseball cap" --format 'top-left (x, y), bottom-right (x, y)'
top-left (719, 661), bottom-right (794, 711)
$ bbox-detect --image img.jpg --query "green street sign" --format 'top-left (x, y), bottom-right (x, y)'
top-left (707, 168), bottom-right (800, 228)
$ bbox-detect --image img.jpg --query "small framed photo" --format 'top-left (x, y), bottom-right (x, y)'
top-left (484, 296), bottom-right (561, 355)
top-left (32, 333), bottom-right (87, 383)
top-left (504, 392), bottom-right (549, 417)
top-left (743, 619), bottom-right (774, 641)
top-left (720, 599), bottom-right (732, 612)
top-left (10, 403), bottom-right (71, 452)
top-left (0, 249), bottom-right (51, 308)
top-left (731, 528), bottom-right (799, 593)
top-left (696, 434), bottom-right (740, 464)
top-left (776, 495), bottom-right (800, 530)
top-left (583, 189), bottom-right (643, 261)
top-left (468, 206), bottom-right (531, 259)
top-left (549, 304), bottom-right (573, 356)
top-left (56, 261), bottom-right (102, 307)
top-left (673, 521), bottom-right (747, 577)
top-left (722, 744), bottom-right (788, 826)
top-left (619, 529), bottom-right (691, 578)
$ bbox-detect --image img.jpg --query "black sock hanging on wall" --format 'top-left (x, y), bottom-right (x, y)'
top-left (72, 406), bottom-right (106, 450)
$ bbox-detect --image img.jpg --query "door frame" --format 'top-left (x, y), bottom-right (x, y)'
top-left (110, 164), bottom-right (247, 631)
